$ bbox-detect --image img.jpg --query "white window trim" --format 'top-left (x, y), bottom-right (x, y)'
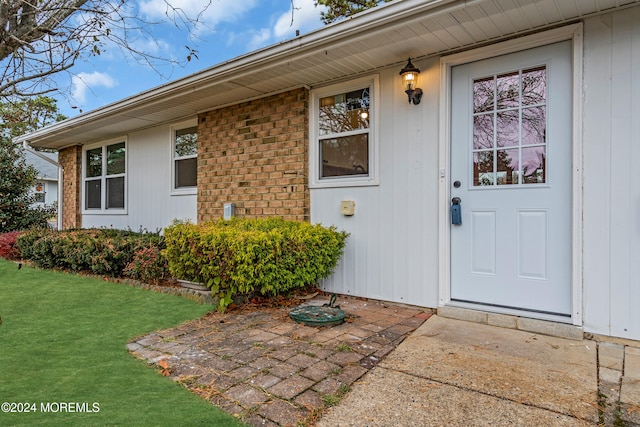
top-left (309, 75), bottom-right (380, 188)
top-left (170, 119), bottom-right (198, 196)
top-left (34, 181), bottom-right (46, 204)
top-left (82, 137), bottom-right (128, 215)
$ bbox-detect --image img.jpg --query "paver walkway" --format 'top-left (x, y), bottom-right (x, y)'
top-left (128, 295), bottom-right (430, 426)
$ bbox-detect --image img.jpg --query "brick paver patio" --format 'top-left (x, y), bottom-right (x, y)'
top-left (129, 294), bottom-right (431, 426)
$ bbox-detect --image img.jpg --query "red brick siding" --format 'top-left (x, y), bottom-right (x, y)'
top-left (58, 145), bottom-right (82, 229)
top-left (197, 88), bottom-right (309, 222)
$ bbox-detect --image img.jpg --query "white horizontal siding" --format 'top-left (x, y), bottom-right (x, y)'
top-left (582, 8), bottom-right (640, 340)
top-left (311, 59), bottom-right (441, 308)
top-left (82, 124), bottom-right (197, 231)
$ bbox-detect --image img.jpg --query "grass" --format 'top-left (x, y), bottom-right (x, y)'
top-left (321, 384), bottom-right (350, 407)
top-left (0, 259), bottom-right (245, 427)
top-left (335, 343), bottom-right (352, 352)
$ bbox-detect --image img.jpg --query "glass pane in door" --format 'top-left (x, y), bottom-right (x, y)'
top-left (471, 66), bottom-right (547, 187)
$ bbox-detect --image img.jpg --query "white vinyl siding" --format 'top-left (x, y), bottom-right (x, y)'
top-left (310, 63), bottom-right (439, 308)
top-left (81, 124), bottom-right (197, 230)
top-left (582, 8), bottom-right (640, 341)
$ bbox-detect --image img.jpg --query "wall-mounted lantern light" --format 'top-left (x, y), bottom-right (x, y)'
top-left (399, 58), bottom-right (423, 105)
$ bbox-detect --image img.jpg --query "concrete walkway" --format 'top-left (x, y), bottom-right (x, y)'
top-left (130, 294), bottom-right (640, 426)
top-left (319, 315), bottom-right (640, 427)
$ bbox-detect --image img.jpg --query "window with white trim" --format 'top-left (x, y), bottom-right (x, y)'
top-left (34, 182), bottom-right (45, 203)
top-left (310, 76), bottom-right (378, 187)
top-left (83, 140), bottom-right (126, 211)
top-left (173, 126), bottom-right (197, 190)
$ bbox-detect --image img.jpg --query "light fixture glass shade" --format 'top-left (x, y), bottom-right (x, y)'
top-left (399, 58), bottom-right (420, 92)
top-left (399, 58), bottom-right (423, 104)
top-left (402, 71), bottom-right (418, 92)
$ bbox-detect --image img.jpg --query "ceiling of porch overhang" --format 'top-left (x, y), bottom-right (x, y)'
top-left (20, 0), bottom-right (640, 149)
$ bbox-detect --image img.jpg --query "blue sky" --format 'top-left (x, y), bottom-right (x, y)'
top-left (56, 0), bottom-right (328, 117)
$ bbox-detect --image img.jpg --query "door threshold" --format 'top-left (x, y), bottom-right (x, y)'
top-left (438, 304), bottom-right (583, 341)
top-left (452, 298), bottom-right (571, 319)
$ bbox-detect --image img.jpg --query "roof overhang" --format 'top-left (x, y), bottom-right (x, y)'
top-left (17, 0), bottom-right (640, 149)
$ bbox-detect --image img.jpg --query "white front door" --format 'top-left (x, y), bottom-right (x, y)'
top-left (450, 41), bottom-right (573, 317)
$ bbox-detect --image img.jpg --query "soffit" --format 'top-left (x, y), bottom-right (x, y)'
top-left (21, 0), bottom-right (639, 149)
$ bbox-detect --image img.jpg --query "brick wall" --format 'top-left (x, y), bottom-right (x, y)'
top-left (58, 145), bottom-right (82, 229)
top-left (197, 88), bottom-right (309, 222)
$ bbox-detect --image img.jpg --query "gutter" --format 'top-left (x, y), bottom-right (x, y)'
top-left (22, 141), bottom-right (63, 231)
top-left (13, 0), bottom-right (463, 147)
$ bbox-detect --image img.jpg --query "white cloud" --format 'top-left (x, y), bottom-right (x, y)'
top-left (131, 37), bottom-right (174, 59)
top-left (71, 72), bottom-right (117, 104)
top-left (247, 28), bottom-right (272, 51)
top-left (273, 0), bottom-right (326, 39)
top-left (138, 0), bottom-right (259, 34)
top-left (238, 0), bottom-right (326, 52)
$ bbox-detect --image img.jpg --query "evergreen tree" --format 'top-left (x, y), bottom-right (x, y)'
top-left (0, 96), bottom-right (63, 232)
top-left (316, 0), bottom-right (390, 24)
top-left (0, 139), bottom-right (56, 232)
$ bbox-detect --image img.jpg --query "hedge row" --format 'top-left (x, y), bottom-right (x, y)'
top-left (164, 217), bottom-right (348, 311)
top-left (8, 219), bottom-right (348, 311)
top-left (16, 228), bottom-right (165, 277)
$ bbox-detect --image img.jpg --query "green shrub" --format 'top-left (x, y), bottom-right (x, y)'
top-left (163, 217), bottom-right (348, 312)
top-left (123, 246), bottom-right (170, 285)
top-left (16, 228), bottom-right (164, 277)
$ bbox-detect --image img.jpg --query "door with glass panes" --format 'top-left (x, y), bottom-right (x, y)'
top-left (450, 41), bottom-right (573, 317)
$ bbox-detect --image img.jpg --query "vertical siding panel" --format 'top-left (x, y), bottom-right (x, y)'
top-left (391, 85), bottom-right (411, 303)
top-left (629, 6), bottom-right (640, 341)
top-left (610, 9), bottom-right (631, 335)
top-left (583, 14), bottom-right (613, 336)
top-left (311, 59), bottom-right (440, 308)
top-left (378, 68), bottom-right (398, 302)
top-left (609, 10), bottom-right (634, 338)
top-left (421, 59), bottom-right (442, 306)
top-left (369, 188), bottom-right (383, 299)
top-left (580, 7), bottom-right (640, 341)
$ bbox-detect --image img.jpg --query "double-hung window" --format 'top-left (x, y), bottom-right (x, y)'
top-left (84, 140), bottom-right (126, 211)
top-left (310, 75), bottom-right (378, 187)
top-left (172, 124), bottom-right (197, 192)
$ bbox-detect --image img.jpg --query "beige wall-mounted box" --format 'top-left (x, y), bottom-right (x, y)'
top-left (340, 200), bottom-right (355, 216)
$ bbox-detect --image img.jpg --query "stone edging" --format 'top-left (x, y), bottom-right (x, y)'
top-left (110, 277), bottom-right (215, 305)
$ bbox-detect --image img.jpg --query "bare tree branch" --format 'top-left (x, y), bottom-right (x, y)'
top-left (0, 0), bottom-right (206, 101)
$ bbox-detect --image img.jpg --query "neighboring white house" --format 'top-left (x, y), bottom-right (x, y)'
top-left (24, 150), bottom-right (58, 206)
top-left (16, 0), bottom-right (640, 342)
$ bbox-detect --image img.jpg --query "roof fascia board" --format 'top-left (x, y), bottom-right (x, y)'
top-left (16, 0), bottom-right (466, 146)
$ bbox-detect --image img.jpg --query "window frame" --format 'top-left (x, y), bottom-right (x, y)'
top-left (82, 137), bottom-right (127, 215)
top-left (170, 119), bottom-right (198, 195)
top-left (34, 181), bottom-right (46, 204)
top-left (310, 75), bottom-right (380, 188)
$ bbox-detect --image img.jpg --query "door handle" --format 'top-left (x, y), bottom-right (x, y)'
top-left (451, 197), bottom-right (462, 225)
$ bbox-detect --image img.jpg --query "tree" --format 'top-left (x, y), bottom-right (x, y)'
top-left (315, 0), bottom-right (390, 24)
top-left (0, 138), bottom-right (56, 232)
top-left (0, 96), bottom-right (66, 139)
top-left (0, 1), bottom-right (203, 100)
top-left (0, 96), bottom-right (63, 232)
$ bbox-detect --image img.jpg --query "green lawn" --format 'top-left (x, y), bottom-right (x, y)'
top-left (0, 259), bottom-right (245, 426)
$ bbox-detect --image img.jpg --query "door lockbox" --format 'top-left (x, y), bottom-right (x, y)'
top-left (451, 197), bottom-right (462, 225)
